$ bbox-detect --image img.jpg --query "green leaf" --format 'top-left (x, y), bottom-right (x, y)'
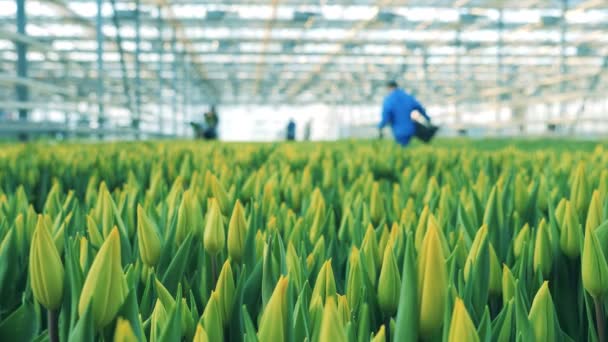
top-left (161, 232), bottom-right (193, 293)
top-left (393, 234), bottom-right (418, 342)
top-left (0, 300), bottom-right (40, 341)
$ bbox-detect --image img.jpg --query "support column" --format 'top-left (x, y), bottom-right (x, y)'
top-left (96, 0), bottom-right (105, 134)
top-left (16, 0), bottom-right (28, 124)
top-left (134, 0), bottom-right (142, 135)
top-left (171, 28), bottom-right (178, 135)
top-left (157, 5), bottom-right (164, 135)
top-left (497, 9), bottom-right (504, 126)
top-left (559, 0), bottom-right (568, 127)
top-left (183, 53), bottom-right (190, 132)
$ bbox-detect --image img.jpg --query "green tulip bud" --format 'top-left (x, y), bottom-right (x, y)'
top-left (86, 214), bottom-right (104, 249)
top-left (286, 243), bottom-right (303, 292)
top-left (137, 205), bottom-right (162, 267)
top-left (215, 260), bottom-right (235, 324)
top-left (320, 296), bottom-right (347, 342)
top-left (555, 198), bottom-right (567, 227)
top-left (378, 242), bottom-right (400, 317)
top-left (337, 295), bottom-right (350, 326)
top-left (533, 219), bottom-right (552, 278)
top-left (312, 260), bottom-right (337, 303)
top-left (513, 223), bottom-right (529, 259)
top-left (571, 162), bottom-right (590, 219)
top-left (176, 190), bottom-right (203, 245)
top-left (193, 324), bottom-right (209, 342)
top-left (418, 222), bottom-right (448, 338)
top-left (79, 227), bottom-right (128, 328)
top-left (502, 265), bottom-right (516, 303)
top-left (113, 317), bottom-right (137, 342)
top-left (414, 206), bottom-right (430, 252)
top-left (79, 236), bottom-right (89, 272)
top-left (464, 224), bottom-right (488, 282)
top-left (203, 198), bottom-right (225, 256)
top-left (258, 277), bottom-right (289, 341)
top-left (560, 201), bottom-right (583, 258)
top-left (489, 245), bottom-right (502, 295)
top-left (362, 223), bottom-right (380, 270)
top-left (378, 224), bottom-right (390, 260)
top-left (346, 247), bottom-right (364, 311)
top-left (227, 200), bottom-right (247, 263)
top-left (528, 282), bottom-right (557, 342)
top-left (210, 173), bottom-right (230, 215)
top-left (150, 300), bottom-right (167, 342)
top-left (29, 215), bottom-right (64, 310)
top-left (370, 182), bottom-right (385, 224)
top-left (448, 298), bottom-right (480, 342)
top-left (586, 190), bottom-right (602, 232)
top-left (202, 291), bottom-right (224, 342)
top-left (582, 226), bottom-right (608, 299)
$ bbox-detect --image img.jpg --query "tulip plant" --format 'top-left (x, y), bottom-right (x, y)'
top-left (0, 140), bottom-right (607, 342)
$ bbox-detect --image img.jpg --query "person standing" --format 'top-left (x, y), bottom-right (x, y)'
top-left (378, 81), bottom-right (431, 146)
top-left (286, 119), bottom-right (296, 141)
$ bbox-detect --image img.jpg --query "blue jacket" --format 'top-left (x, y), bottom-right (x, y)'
top-left (378, 89), bottom-right (429, 139)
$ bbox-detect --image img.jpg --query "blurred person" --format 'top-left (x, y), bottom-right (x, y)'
top-left (203, 105), bottom-right (219, 140)
top-left (286, 118), bottom-right (296, 141)
top-left (378, 81), bottom-right (436, 146)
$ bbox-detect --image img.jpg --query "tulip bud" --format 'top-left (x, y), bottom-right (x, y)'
top-left (215, 260), bottom-right (235, 324)
top-left (337, 295), bottom-right (350, 325)
top-left (346, 247), bottom-right (364, 311)
top-left (560, 201), bottom-right (582, 258)
top-left (370, 182), bottom-right (385, 224)
top-left (175, 190), bottom-right (203, 245)
top-left (489, 245), bottom-right (502, 295)
top-left (554, 198), bottom-right (567, 227)
top-left (258, 277), bottom-right (289, 342)
top-left (371, 325), bottom-right (386, 342)
top-left (113, 317), bottom-right (137, 342)
top-left (586, 190), bottom-right (602, 232)
top-left (582, 226), bottom-right (608, 299)
top-left (448, 298), bottom-right (480, 342)
top-left (513, 223), bottom-right (529, 259)
top-left (79, 227), bottom-right (128, 328)
top-left (502, 265), bottom-right (516, 303)
top-left (227, 200), bottom-right (247, 263)
top-left (320, 297), bottom-right (347, 342)
top-left (464, 224), bottom-right (488, 282)
top-left (571, 162), bottom-right (590, 219)
top-left (533, 219), bottom-right (552, 278)
top-left (312, 260), bottom-right (337, 303)
top-left (255, 230), bottom-right (265, 260)
top-left (29, 215), bottom-right (64, 310)
top-left (414, 206), bottom-right (430, 252)
top-left (210, 173), bottom-right (230, 215)
top-left (79, 236), bottom-right (89, 271)
top-left (203, 198), bottom-right (225, 256)
top-left (193, 324), bottom-right (209, 342)
top-left (418, 222), bottom-right (448, 338)
top-left (362, 223), bottom-right (380, 269)
top-left (378, 242), bottom-right (400, 317)
top-left (286, 243), bottom-right (303, 292)
top-left (528, 282), bottom-right (557, 342)
top-left (202, 291), bottom-right (224, 342)
top-left (137, 205), bottom-right (161, 267)
top-left (150, 300), bottom-right (167, 341)
top-left (514, 174), bottom-right (528, 214)
top-left (87, 214), bottom-right (103, 248)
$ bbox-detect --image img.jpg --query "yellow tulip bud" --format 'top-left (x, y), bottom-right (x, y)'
top-left (137, 205), bottom-right (161, 267)
top-left (346, 247), bottom-right (364, 311)
top-left (570, 162), bottom-right (590, 219)
top-left (372, 325), bottom-right (386, 342)
top-left (502, 265), bottom-right (516, 303)
top-left (489, 245), bottom-right (502, 295)
top-left (29, 215), bottom-right (64, 310)
top-left (258, 277), bottom-right (289, 342)
top-left (79, 236), bottom-right (89, 272)
top-left (555, 198), bottom-right (567, 227)
top-left (286, 243), bottom-right (303, 292)
top-left (203, 198), bottom-right (225, 255)
top-left (87, 214), bottom-right (104, 249)
top-left (320, 296), bottom-right (347, 342)
top-left (193, 324), bottom-right (209, 342)
top-left (378, 243), bottom-right (400, 317)
top-left (215, 260), bottom-right (235, 324)
top-left (513, 223), bottom-right (529, 259)
top-left (582, 226), bottom-right (608, 299)
top-left (175, 190), bottom-right (203, 245)
top-left (448, 298), bottom-right (480, 342)
top-left (370, 182), bottom-right (385, 224)
top-left (336, 295), bottom-right (350, 325)
top-left (586, 190), bottom-right (602, 232)
top-left (202, 291), bottom-right (224, 342)
top-left (418, 222), bottom-right (448, 338)
top-left (210, 173), bottom-right (230, 215)
top-left (113, 318), bottom-right (137, 342)
top-left (312, 260), bottom-right (337, 303)
top-left (362, 223), bottom-right (380, 269)
top-left (560, 201), bottom-right (582, 258)
top-left (150, 300), bottom-right (167, 341)
top-left (533, 219), bottom-right (552, 278)
top-left (464, 225), bottom-right (488, 282)
top-left (79, 227), bottom-right (128, 328)
top-left (227, 200), bottom-right (247, 263)
top-left (528, 282), bottom-right (557, 342)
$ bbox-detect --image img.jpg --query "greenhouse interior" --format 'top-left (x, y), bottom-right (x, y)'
top-left (0, 1), bottom-right (608, 342)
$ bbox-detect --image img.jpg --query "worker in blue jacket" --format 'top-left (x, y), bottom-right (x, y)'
top-left (378, 81), bottom-right (431, 146)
